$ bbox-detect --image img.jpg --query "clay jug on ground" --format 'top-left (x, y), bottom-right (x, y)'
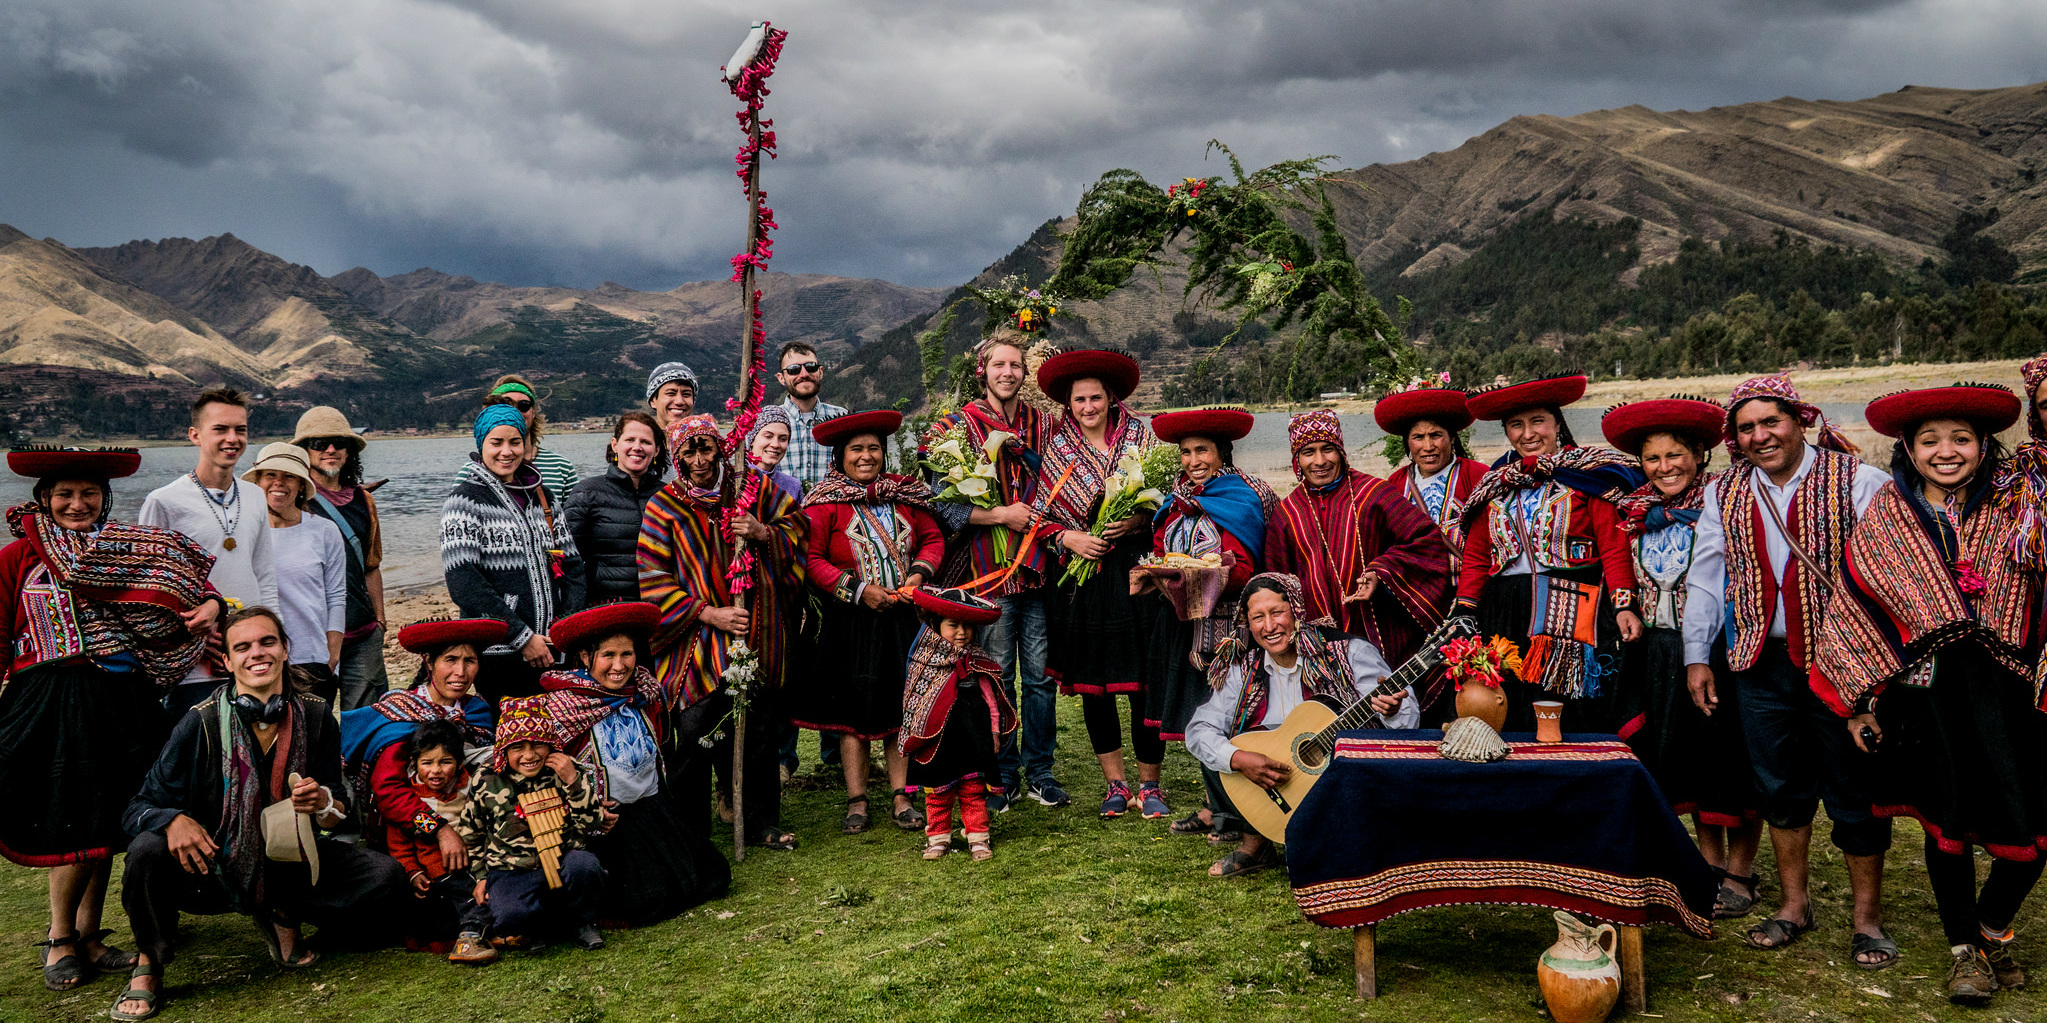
top-left (1453, 681), bottom-right (1509, 733)
top-left (1536, 911), bottom-right (1621, 1023)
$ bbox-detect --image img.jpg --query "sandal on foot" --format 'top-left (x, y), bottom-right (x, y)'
top-left (1714, 870), bottom-right (1760, 919)
top-left (923, 836), bottom-right (951, 860)
top-left (750, 826), bottom-right (798, 850)
top-left (1745, 913), bottom-right (1815, 950)
top-left (842, 795), bottom-right (871, 835)
top-left (1852, 930), bottom-right (1899, 971)
top-left (1168, 809), bottom-right (1212, 836)
top-left (967, 834), bottom-right (993, 862)
top-left (35, 933), bottom-right (89, 992)
top-left (1207, 823), bottom-right (1245, 844)
top-left (82, 928), bottom-right (138, 972)
top-left (891, 788), bottom-right (926, 831)
top-left (1210, 847), bottom-right (1278, 879)
top-left (257, 920), bottom-right (320, 969)
top-left (109, 961), bottom-right (163, 1022)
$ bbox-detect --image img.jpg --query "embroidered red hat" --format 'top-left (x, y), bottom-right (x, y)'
top-left (396, 617), bottom-right (508, 655)
top-left (550, 600), bottom-right (660, 653)
top-left (7, 445), bottom-right (142, 482)
top-left (1600, 397), bottom-right (1726, 456)
top-left (1151, 407), bottom-right (1255, 444)
top-left (813, 409), bottom-right (903, 448)
top-left (493, 696), bottom-right (561, 769)
top-left (910, 586), bottom-right (1002, 626)
top-left (1465, 375), bottom-right (1588, 421)
top-left (1865, 383), bottom-right (2021, 439)
top-left (1038, 349), bottom-right (1140, 404)
top-left (1372, 388), bottom-right (1473, 435)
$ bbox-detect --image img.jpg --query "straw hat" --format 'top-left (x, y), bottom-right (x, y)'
top-left (242, 442), bottom-right (315, 492)
top-left (260, 772), bottom-right (321, 885)
top-left (290, 407), bottom-right (366, 453)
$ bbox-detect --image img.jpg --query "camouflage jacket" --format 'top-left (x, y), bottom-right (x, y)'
top-left (456, 766), bottom-right (602, 874)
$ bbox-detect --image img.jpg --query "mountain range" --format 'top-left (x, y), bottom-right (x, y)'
top-left (3, 80), bottom-right (2045, 434)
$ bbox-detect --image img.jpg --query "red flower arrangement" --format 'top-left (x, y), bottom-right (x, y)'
top-left (1440, 635), bottom-right (1523, 691)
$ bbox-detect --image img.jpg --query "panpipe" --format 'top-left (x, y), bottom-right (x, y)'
top-left (516, 787), bottom-right (569, 889)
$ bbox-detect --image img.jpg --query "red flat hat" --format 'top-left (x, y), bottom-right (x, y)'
top-left (550, 601), bottom-right (660, 652)
top-left (1465, 375), bottom-right (1588, 421)
top-left (7, 445), bottom-right (142, 482)
top-left (1601, 397), bottom-right (1726, 456)
top-left (813, 409), bottom-right (903, 448)
top-left (397, 617), bottom-right (508, 654)
top-left (1038, 349), bottom-right (1140, 405)
top-left (1373, 389), bottom-right (1473, 435)
top-left (1151, 407), bottom-right (1255, 444)
top-left (910, 586), bottom-right (1002, 626)
top-left (1865, 383), bottom-right (2021, 439)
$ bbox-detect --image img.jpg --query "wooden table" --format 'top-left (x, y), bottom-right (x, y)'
top-left (1282, 732), bottom-right (1719, 1010)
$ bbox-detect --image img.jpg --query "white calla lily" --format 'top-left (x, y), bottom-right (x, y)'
top-left (1135, 488), bottom-right (1166, 507)
top-left (929, 439), bottom-right (964, 462)
top-left (956, 476), bottom-right (991, 498)
top-left (982, 431), bottom-right (1016, 460)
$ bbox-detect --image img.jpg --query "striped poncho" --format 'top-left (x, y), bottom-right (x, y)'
top-left (637, 468), bottom-right (806, 710)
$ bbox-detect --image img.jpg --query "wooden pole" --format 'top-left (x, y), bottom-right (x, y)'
top-left (728, 111), bottom-right (765, 864)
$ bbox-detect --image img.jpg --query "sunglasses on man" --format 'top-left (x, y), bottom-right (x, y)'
top-left (779, 361), bottom-right (823, 376)
top-left (304, 438), bottom-right (353, 452)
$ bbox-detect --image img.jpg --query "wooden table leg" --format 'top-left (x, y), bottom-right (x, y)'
top-left (1617, 925), bottom-right (1646, 1014)
top-left (1354, 924), bottom-right (1377, 999)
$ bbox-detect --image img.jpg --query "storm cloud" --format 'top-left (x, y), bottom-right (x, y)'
top-left (3, 0), bottom-right (2044, 289)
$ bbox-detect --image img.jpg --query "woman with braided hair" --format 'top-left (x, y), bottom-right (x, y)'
top-left (0, 447), bottom-right (221, 996)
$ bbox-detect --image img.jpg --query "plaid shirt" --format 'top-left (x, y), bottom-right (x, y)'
top-left (778, 397), bottom-right (848, 488)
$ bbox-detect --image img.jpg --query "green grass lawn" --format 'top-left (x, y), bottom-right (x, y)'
top-left (5, 699), bottom-right (2046, 1022)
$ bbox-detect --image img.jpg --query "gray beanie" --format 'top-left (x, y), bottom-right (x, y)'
top-left (646, 361), bottom-right (699, 399)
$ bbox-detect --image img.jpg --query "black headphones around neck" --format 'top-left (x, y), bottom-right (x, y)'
top-left (232, 692), bottom-right (288, 726)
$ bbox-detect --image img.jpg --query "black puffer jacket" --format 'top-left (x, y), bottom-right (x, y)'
top-left (563, 464), bottom-right (665, 604)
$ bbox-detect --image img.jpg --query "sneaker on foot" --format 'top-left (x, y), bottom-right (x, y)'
top-left (573, 925), bottom-right (605, 952)
top-left (1138, 783), bottom-right (1171, 819)
top-left (1099, 780), bottom-right (1132, 818)
top-left (1029, 778), bottom-right (1072, 807)
top-left (448, 932), bottom-right (499, 965)
top-left (1948, 945), bottom-right (1999, 1003)
top-left (986, 788), bottom-right (1011, 814)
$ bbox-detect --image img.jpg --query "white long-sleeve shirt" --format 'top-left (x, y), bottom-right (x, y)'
top-left (1680, 443), bottom-right (1889, 666)
top-left (270, 515), bottom-right (348, 668)
top-left (139, 473), bottom-right (280, 682)
top-left (1186, 637), bottom-right (1413, 774)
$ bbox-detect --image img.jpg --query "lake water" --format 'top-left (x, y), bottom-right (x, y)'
top-left (2, 403), bottom-right (1867, 592)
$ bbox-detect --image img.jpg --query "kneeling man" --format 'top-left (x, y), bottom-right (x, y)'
top-left (114, 607), bottom-right (405, 1020)
top-left (1186, 573), bottom-right (1417, 879)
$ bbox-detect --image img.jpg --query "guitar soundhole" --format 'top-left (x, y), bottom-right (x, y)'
top-left (1294, 737), bottom-right (1328, 773)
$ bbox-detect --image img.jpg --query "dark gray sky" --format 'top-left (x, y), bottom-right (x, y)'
top-left (3, 1), bottom-right (2043, 291)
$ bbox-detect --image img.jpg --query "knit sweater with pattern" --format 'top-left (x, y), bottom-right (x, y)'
top-left (439, 458), bottom-right (586, 653)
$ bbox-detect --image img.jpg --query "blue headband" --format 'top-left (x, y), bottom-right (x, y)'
top-left (473, 404), bottom-right (527, 449)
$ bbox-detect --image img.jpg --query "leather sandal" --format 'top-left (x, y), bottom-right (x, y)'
top-left (81, 928), bottom-right (138, 972)
top-left (1210, 846), bottom-right (1279, 879)
top-left (1714, 870), bottom-right (1760, 919)
top-left (1168, 809), bottom-right (1212, 836)
top-left (842, 795), bottom-right (871, 834)
top-left (1852, 930), bottom-right (1899, 971)
top-left (109, 960), bottom-right (163, 1022)
top-left (36, 933), bottom-right (89, 992)
top-left (1745, 913), bottom-right (1815, 950)
top-left (891, 787), bottom-right (926, 831)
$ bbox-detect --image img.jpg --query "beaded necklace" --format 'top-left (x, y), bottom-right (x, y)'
top-left (189, 471), bottom-right (242, 551)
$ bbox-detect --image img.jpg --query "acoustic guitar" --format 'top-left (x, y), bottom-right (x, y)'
top-left (1219, 615), bottom-right (1477, 842)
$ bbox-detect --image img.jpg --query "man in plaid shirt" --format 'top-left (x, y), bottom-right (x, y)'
top-left (775, 341), bottom-right (847, 489)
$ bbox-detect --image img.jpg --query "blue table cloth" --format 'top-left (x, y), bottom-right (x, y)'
top-left (1286, 730), bottom-right (1717, 937)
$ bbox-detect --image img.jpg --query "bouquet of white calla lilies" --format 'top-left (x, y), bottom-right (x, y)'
top-left (920, 420), bottom-right (1016, 564)
top-left (1060, 442), bottom-right (1170, 587)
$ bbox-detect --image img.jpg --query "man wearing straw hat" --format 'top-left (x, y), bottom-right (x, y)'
top-left (293, 406), bottom-right (391, 710)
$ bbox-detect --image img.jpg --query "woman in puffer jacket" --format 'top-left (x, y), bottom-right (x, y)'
top-left (565, 412), bottom-right (669, 605)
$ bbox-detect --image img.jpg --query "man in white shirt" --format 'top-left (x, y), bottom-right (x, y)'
top-left (1186, 574), bottom-right (1416, 880)
top-left (1679, 375), bottom-right (1894, 967)
top-left (138, 388), bottom-right (279, 718)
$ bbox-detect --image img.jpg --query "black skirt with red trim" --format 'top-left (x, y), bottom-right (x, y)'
top-left (782, 597), bottom-right (919, 740)
top-left (1622, 627), bottom-right (1759, 826)
top-left (1870, 641), bottom-right (2047, 861)
top-left (1046, 533), bottom-right (1150, 697)
top-left (0, 661), bottom-right (168, 867)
